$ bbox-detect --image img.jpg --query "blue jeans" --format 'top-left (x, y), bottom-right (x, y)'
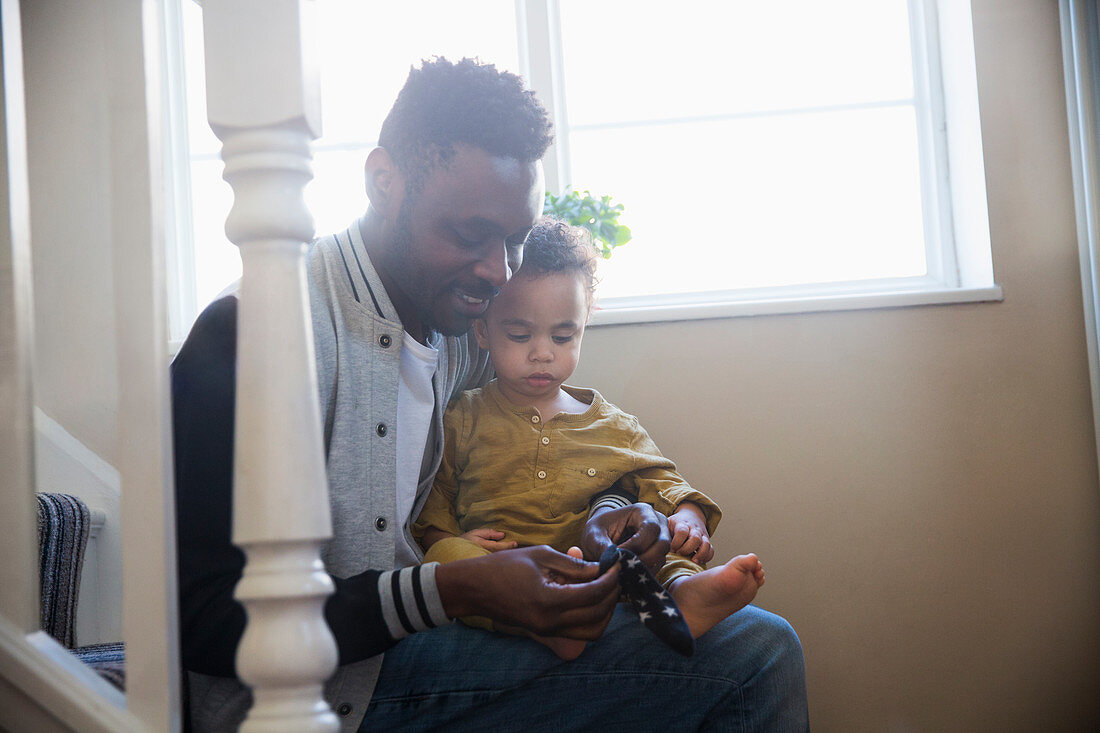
top-left (361, 604), bottom-right (808, 732)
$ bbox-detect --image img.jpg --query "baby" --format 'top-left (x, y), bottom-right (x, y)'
top-left (413, 218), bottom-right (764, 657)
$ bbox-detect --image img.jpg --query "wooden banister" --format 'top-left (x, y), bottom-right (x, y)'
top-left (201, 1), bottom-right (338, 730)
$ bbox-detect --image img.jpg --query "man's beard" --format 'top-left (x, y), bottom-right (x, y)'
top-left (390, 199), bottom-right (450, 336)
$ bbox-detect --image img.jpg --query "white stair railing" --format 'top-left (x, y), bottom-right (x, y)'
top-left (3, 0), bottom-right (181, 730)
top-left (201, 1), bottom-right (338, 730)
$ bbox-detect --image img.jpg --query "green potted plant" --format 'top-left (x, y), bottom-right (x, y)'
top-left (543, 189), bottom-right (632, 259)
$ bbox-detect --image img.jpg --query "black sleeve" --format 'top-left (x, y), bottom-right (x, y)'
top-left (173, 297), bottom-right (430, 677)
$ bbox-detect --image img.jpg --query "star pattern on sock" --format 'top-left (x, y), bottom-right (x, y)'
top-left (598, 546), bottom-right (694, 657)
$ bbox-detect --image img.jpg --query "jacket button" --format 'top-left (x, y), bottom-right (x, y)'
top-left (379, 334), bottom-right (392, 348)
top-left (375, 516), bottom-right (387, 531)
top-left (337, 703), bottom-right (352, 716)
top-left (376, 422), bottom-right (388, 437)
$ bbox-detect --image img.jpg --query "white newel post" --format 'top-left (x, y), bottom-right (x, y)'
top-left (201, 2), bottom-right (338, 731)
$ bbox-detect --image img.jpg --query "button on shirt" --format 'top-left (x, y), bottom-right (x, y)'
top-left (412, 380), bottom-right (721, 554)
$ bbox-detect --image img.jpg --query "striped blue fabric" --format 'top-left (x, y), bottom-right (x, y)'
top-left (36, 492), bottom-right (90, 649)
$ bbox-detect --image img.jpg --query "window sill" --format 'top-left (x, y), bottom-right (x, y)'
top-left (589, 284), bottom-right (1004, 327)
top-left (169, 286), bottom-right (1004, 353)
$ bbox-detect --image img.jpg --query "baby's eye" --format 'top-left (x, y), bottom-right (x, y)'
top-left (507, 333), bottom-right (530, 342)
top-left (552, 335), bottom-right (574, 344)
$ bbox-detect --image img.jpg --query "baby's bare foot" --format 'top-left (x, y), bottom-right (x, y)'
top-left (534, 635), bottom-right (587, 660)
top-left (497, 620), bottom-right (588, 661)
top-left (668, 554), bottom-right (765, 638)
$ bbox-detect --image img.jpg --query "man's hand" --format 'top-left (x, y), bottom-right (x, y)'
top-left (435, 546), bottom-right (621, 640)
top-left (581, 503), bottom-right (670, 574)
top-left (460, 527), bottom-right (518, 552)
top-left (668, 502), bottom-right (714, 564)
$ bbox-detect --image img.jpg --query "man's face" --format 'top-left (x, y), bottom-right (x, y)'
top-left (382, 145), bottom-right (544, 337)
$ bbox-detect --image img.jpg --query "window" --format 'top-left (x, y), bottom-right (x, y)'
top-left (167, 0), bottom-right (998, 346)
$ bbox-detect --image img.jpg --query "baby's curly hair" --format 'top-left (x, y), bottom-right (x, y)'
top-left (517, 218), bottom-right (600, 307)
top-left (378, 57), bottom-right (553, 195)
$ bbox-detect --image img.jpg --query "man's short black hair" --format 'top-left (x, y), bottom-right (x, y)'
top-left (379, 57), bottom-right (554, 194)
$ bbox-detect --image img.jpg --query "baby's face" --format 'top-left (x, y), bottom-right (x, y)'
top-left (473, 271), bottom-right (589, 406)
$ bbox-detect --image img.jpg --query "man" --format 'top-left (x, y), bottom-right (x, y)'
top-left (174, 57), bottom-right (808, 731)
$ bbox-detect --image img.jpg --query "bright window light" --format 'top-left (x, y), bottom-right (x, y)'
top-left (558, 0), bottom-right (928, 300)
top-left (169, 0), bottom-right (996, 343)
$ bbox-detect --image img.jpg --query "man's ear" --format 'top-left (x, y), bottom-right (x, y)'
top-left (473, 318), bottom-right (490, 350)
top-left (364, 147), bottom-right (404, 218)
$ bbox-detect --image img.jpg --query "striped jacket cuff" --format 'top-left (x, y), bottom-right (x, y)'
top-left (378, 563), bottom-right (450, 640)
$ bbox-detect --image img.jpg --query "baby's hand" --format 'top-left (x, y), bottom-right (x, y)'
top-left (668, 502), bottom-right (714, 564)
top-left (461, 527), bottom-right (519, 553)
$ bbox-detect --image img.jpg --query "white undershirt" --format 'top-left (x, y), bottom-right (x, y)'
top-left (394, 331), bottom-right (439, 568)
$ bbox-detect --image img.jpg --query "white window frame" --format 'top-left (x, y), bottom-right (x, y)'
top-left (516, 0), bottom-right (1001, 327)
top-left (164, 0), bottom-right (196, 353)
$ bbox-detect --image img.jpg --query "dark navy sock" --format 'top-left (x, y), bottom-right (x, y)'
top-left (599, 546), bottom-right (694, 657)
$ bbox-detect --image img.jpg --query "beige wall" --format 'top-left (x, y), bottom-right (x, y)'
top-left (574, 1), bottom-right (1100, 730)
top-left (23, 1), bottom-right (118, 466)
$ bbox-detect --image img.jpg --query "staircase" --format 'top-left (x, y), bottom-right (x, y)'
top-left (0, 1), bottom-right (335, 730)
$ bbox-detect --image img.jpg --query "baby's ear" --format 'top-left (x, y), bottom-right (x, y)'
top-left (472, 318), bottom-right (490, 349)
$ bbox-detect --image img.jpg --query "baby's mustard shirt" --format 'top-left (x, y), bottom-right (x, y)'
top-left (413, 380), bottom-right (721, 554)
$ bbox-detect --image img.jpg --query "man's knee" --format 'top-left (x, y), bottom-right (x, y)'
top-left (701, 605), bottom-right (805, 674)
top-left (700, 607), bottom-right (809, 730)
top-left (754, 608), bottom-right (804, 662)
